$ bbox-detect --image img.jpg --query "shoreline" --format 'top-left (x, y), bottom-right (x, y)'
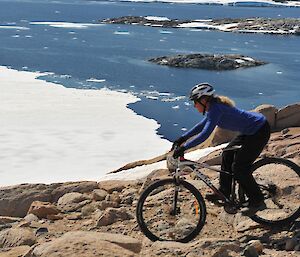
top-left (0, 66), bottom-right (171, 186)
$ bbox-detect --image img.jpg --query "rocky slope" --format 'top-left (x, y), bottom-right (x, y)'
top-left (0, 128), bottom-right (299, 256)
top-left (0, 103), bottom-right (299, 256)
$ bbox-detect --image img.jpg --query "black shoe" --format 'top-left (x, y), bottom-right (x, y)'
top-left (205, 192), bottom-right (226, 204)
top-left (241, 200), bottom-right (266, 216)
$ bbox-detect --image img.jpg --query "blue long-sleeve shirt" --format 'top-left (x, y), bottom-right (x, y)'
top-left (182, 101), bottom-right (266, 150)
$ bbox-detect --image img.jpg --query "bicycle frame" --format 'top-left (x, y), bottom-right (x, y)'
top-left (174, 158), bottom-right (236, 205)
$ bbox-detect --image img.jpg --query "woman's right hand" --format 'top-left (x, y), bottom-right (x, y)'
top-left (171, 136), bottom-right (186, 151)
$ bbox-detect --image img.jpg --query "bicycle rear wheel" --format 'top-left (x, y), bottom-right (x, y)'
top-left (250, 157), bottom-right (300, 226)
top-left (136, 178), bottom-right (206, 243)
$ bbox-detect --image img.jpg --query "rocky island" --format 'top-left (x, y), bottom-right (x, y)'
top-left (101, 16), bottom-right (300, 35)
top-left (149, 53), bottom-right (267, 70)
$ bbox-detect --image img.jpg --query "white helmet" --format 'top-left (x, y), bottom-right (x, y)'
top-left (189, 83), bottom-right (215, 101)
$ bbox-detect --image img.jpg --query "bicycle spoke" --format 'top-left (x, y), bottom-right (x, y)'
top-left (138, 179), bottom-right (205, 242)
top-left (251, 158), bottom-right (300, 224)
top-left (143, 184), bottom-right (197, 240)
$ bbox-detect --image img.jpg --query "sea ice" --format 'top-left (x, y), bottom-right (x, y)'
top-left (114, 31), bottom-right (130, 35)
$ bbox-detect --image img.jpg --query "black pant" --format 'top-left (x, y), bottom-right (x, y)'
top-left (220, 121), bottom-right (271, 203)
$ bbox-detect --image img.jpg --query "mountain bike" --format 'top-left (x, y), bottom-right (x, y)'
top-left (136, 145), bottom-right (300, 243)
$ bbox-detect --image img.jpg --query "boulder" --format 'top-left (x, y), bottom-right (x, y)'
top-left (247, 240), bottom-right (264, 254)
top-left (140, 241), bottom-right (189, 256)
top-left (80, 202), bottom-right (98, 217)
top-left (0, 245), bottom-right (31, 257)
top-left (141, 239), bottom-right (241, 256)
top-left (30, 231), bottom-right (142, 256)
top-left (92, 189), bottom-right (108, 201)
top-left (0, 216), bottom-right (22, 225)
top-left (0, 228), bottom-right (36, 248)
top-left (97, 200), bottom-right (119, 210)
top-left (0, 184), bottom-right (54, 217)
top-left (105, 191), bottom-right (121, 204)
top-left (285, 238), bottom-right (298, 251)
top-left (198, 148), bottom-right (223, 166)
top-left (253, 104), bottom-right (277, 129)
top-left (27, 201), bottom-right (59, 219)
top-left (243, 245), bottom-right (259, 257)
top-left (211, 127), bottom-right (238, 146)
top-left (23, 214), bottom-right (39, 223)
top-left (96, 207), bottom-right (134, 227)
top-left (276, 103), bottom-right (300, 130)
top-left (51, 181), bottom-right (98, 202)
top-left (98, 180), bottom-right (136, 193)
top-left (57, 192), bottom-right (91, 213)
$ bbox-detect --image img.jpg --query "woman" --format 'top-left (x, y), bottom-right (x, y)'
top-left (172, 83), bottom-right (270, 216)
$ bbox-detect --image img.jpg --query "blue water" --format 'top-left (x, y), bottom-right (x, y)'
top-left (0, 0), bottom-right (299, 140)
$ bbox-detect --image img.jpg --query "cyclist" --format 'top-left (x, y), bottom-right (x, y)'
top-left (172, 83), bottom-right (270, 216)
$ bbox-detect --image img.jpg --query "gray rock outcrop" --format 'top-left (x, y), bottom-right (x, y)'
top-left (149, 54), bottom-right (267, 70)
top-left (101, 16), bottom-right (300, 36)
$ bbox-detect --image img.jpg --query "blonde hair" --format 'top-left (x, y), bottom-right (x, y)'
top-left (214, 95), bottom-right (235, 107)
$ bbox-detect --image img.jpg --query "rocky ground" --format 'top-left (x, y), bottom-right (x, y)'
top-left (0, 127), bottom-right (299, 256)
top-left (149, 54), bottom-right (267, 70)
top-left (101, 16), bottom-right (300, 35)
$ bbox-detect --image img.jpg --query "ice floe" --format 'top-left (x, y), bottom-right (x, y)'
top-left (30, 22), bottom-right (105, 29)
top-left (86, 78), bottom-right (106, 83)
top-left (0, 25), bottom-right (29, 30)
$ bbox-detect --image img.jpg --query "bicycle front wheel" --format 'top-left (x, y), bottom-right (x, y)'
top-left (250, 157), bottom-right (300, 226)
top-left (136, 178), bottom-right (206, 243)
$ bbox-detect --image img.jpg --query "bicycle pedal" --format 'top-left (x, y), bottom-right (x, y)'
top-left (224, 204), bottom-right (238, 214)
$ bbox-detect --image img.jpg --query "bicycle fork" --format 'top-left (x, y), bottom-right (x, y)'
top-left (170, 168), bottom-right (181, 216)
top-left (170, 184), bottom-right (180, 216)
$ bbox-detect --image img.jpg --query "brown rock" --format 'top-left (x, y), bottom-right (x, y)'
top-left (57, 192), bottom-right (91, 212)
top-left (27, 201), bottom-right (59, 219)
top-left (46, 213), bottom-right (64, 220)
top-left (105, 191), bottom-right (121, 204)
top-left (81, 203), bottom-right (98, 217)
top-left (276, 103), bottom-right (300, 130)
top-left (0, 216), bottom-right (22, 225)
top-left (96, 207), bottom-right (134, 227)
top-left (285, 238), bottom-right (298, 251)
top-left (0, 184), bottom-right (54, 217)
top-left (0, 245), bottom-right (31, 257)
top-left (0, 181), bottom-right (98, 217)
top-left (51, 181), bottom-right (98, 202)
top-left (247, 240), bottom-right (263, 254)
top-left (254, 104), bottom-right (277, 129)
top-left (30, 231), bottom-right (141, 256)
top-left (198, 148), bottom-right (223, 165)
top-left (234, 219), bottom-right (262, 232)
top-left (23, 214), bottom-right (39, 223)
top-left (97, 200), bottom-right (119, 210)
top-left (98, 180), bottom-right (135, 193)
top-left (92, 189), bottom-right (108, 201)
top-left (211, 127), bottom-right (238, 146)
top-left (0, 228), bottom-right (36, 248)
top-left (243, 245), bottom-right (259, 257)
top-left (65, 213), bottom-right (82, 220)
